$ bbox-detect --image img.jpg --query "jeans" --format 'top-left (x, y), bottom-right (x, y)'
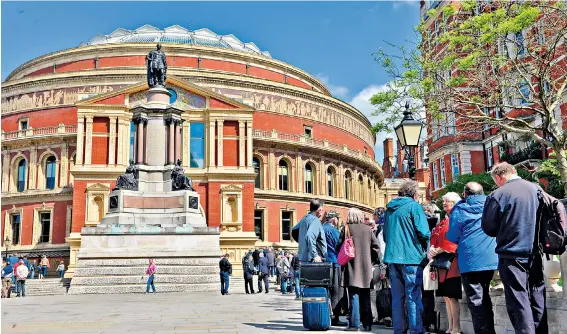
top-left (294, 270), bottom-right (301, 298)
top-left (348, 287), bottom-right (372, 329)
top-left (389, 264), bottom-right (424, 334)
top-left (281, 277), bottom-right (288, 294)
top-left (269, 266), bottom-right (275, 277)
top-left (30, 270), bottom-right (34, 280)
top-left (220, 272), bottom-right (230, 294)
top-left (146, 275), bottom-right (156, 293)
top-left (498, 256), bottom-right (547, 334)
top-left (461, 270), bottom-right (496, 334)
top-left (41, 266), bottom-right (48, 278)
top-left (59, 270), bottom-right (64, 279)
top-left (16, 280), bottom-right (25, 296)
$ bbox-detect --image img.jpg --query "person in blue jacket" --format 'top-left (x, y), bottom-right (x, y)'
top-left (383, 180), bottom-right (430, 334)
top-left (447, 182), bottom-right (498, 334)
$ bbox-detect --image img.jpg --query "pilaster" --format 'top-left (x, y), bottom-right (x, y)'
top-left (246, 122), bottom-right (253, 167)
top-left (29, 145), bottom-right (38, 189)
top-left (2, 151), bottom-right (10, 192)
top-left (296, 154), bottom-right (303, 193)
top-left (108, 117), bottom-right (117, 165)
top-left (182, 121), bottom-right (190, 167)
top-left (84, 116), bottom-right (93, 165)
top-left (208, 121), bottom-right (216, 167)
top-left (76, 116), bottom-right (85, 165)
top-left (268, 148), bottom-right (276, 190)
top-left (319, 159), bottom-right (326, 196)
top-left (60, 143), bottom-right (69, 187)
top-left (338, 164), bottom-right (345, 198)
top-left (238, 121), bottom-right (245, 167)
top-left (116, 119), bottom-right (126, 165)
top-left (217, 119), bottom-right (224, 167)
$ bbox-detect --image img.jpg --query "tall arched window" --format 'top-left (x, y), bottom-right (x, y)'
top-left (253, 157), bottom-right (261, 189)
top-left (305, 163), bottom-right (313, 194)
top-left (17, 159), bottom-right (27, 192)
top-left (344, 171), bottom-right (352, 200)
top-left (278, 160), bottom-right (289, 191)
top-left (45, 156), bottom-right (57, 190)
top-left (327, 167), bottom-right (335, 197)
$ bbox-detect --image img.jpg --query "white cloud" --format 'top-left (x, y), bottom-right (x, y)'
top-left (316, 74), bottom-right (350, 99)
top-left (392, 0), bottom-right (420, 11)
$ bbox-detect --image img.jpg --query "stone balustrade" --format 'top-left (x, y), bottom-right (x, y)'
top-left (2, 124), bottom-right (77, 142)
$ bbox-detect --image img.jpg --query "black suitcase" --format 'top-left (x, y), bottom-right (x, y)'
top-left (299, 262), bottom-right (333, 287)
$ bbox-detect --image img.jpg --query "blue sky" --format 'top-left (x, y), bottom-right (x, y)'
top-left (1, 1), bottom-right (420, 162)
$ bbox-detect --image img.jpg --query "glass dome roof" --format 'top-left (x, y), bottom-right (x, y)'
top-left (81, 24), bottom-right (272, 58)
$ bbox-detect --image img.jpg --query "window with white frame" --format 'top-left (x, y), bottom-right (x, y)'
top-left (440, 158), bottom-right (446, 186)
top-left (487, 146), bottom-right (494, 168)
top-left (18, 118), bottom-right (29, 131)
top-left (448, 112), bottom-right (456, 135)
top-left (451, 153), bottom-right (460, 178)
top-left (432, 162), bottom-right (439, 190)
top-left (440, 117), bottom-right (447, 137)
top-left (39, 212), bottom-right (51, 243)
top-left (11, 214), bottom-right (21, 245)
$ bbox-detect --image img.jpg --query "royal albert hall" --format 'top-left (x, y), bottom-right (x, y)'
top-left (1, 25), bottom-right (389, 276)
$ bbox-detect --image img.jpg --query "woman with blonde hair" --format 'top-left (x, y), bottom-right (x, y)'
top-left (429, 192), bottom-right (462, 334)
top-left (338, 208), bottom-right (380, 331)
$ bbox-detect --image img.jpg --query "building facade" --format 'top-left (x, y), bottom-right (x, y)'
top-left (1, 25), bottom-right (386, 276)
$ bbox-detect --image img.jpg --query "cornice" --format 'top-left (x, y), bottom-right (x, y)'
top-left (1, 188), bottom-right (73, 205)
top-left (4, 43), bottom-right (330, 95)
top-left (254, 190), bottom-right (374, 213)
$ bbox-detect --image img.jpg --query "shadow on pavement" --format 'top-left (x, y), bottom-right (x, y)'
top-left (243, 322), bottom-right (305, 331)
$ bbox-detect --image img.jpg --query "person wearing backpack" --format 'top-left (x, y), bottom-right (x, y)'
top-left (482, 163), bottom-right (548, 334)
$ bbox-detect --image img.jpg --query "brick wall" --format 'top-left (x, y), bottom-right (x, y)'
top-left (2, 107), bottom-right (78, 132)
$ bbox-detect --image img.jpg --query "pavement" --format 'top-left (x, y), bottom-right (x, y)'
top-left (1, 287), bottom-right (393, 334)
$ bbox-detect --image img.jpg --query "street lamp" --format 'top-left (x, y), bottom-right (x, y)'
top-left (395, 102), bottom-right (424, 180)
top-left (4, 236), bottom-right (10, 259)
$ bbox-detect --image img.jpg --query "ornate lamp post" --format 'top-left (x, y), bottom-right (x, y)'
top-left (4, 236), bottom-right (10, 259)
top-left (394, 102), bottom-right (424, 180)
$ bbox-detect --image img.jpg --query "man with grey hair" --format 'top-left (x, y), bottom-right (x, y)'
top-left (481, 162), bottom-right (547, 333)
top-left (384, 180), bottom-right (430, 333)
top-left (448, 182), bottom-right (497, 334)
top-left (292, 199), bottom-right (327, 263)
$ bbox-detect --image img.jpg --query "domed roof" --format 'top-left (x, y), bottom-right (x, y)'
top-left (81, 24), bottom-right (272, 58)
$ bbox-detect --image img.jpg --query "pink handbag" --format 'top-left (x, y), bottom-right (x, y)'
top-left (337, 224), bottom-right (355, 266)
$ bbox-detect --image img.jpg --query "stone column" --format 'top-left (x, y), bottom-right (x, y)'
top-left (319, 159), bottom-right (326, 196)
top-left (238, 121), bottom-right (245, 167)
top-left (136, 119), bottom-right (145, 164)
top-left (29, 145), bottom-right (38, 189)
top-left (217, 120), bottom-right (224, 167)
top-left (108, 117), bottom-right (117, 165)
top-left (338, 164), bottom-right (344, 198)
top-left (168, 119), bottom-right (175, 164)
top-left (296, 154), bottom-right (303, 193)
top-left (174, 120), bottom-right (182, 163)
top-left (116, 119), bottom-right (126, 165)
top-left (268, 148), bottom-right (275, 190)
top-left (60, 143), bottom-right (69, 187)
top-left (246, 122), bottom-right (253, 167)
top-left (2, 151), bottom-right (10, 192)
top-left (208, 121), bottom-right (216, 167)
top-left (182, 121), bottom-right (190, 167)
top-left (76, 116), bottom-right (85, 165)
top-left (84, 116), bottom-right (93, 165)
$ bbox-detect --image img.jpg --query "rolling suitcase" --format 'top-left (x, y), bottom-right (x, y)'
top-left (299, 262), bottom-right (333, 287)
top-left (302, 287), bottom-right (331, 331)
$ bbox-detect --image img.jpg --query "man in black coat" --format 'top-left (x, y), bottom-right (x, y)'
top-left (219, 254), bottom-right (232, 295)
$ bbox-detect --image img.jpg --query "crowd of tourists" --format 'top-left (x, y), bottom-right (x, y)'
top-left (217, 162), bottom-right (562, 334)
top-left (1, 255), bottom-right (64, 298)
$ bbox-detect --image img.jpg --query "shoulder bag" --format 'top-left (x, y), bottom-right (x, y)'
top-left (337, 224), bottom-right (356, 266)
top-left (430, 252), bottom-right (455, 271)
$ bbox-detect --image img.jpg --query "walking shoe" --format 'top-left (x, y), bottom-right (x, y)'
top-left (344, 327), bottom-right (359, 332)
top-left (362, 326), bottom-right (372, 332)
top-left (332, 320), bottom-right (348, 326)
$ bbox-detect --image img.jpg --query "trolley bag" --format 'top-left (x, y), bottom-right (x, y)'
top-left (300, 262), bottom-right (333, 287)
top-left (302, 286), bottom-right (331, 331)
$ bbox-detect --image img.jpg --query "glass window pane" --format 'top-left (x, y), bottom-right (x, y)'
top-left (46, 156), bottom-right (56, 189)
top-left (12, 214), bottom-right (20, 245)
top-left (189, 123), bottom-right (205, 168)
top-left (17, 160), bottom-right (26, 192)
top-left (129, 121), bottom-right (136, 160)
top-left (253, 158), bottom-right (261, 189)
top-left (40, 212), bottom-right (51, 243)
top-left (254, 210), bottom-right (263, 241)
top-left (281, 212), bottom-right (291, 241)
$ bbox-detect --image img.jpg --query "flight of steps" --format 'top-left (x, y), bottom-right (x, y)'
top-left (68, 258), bottom-right (220, 294)
top-left (20, 278), bottom-right (69, 296)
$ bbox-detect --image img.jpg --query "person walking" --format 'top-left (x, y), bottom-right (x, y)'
top-left (258, 252), bottom-right (269, 293)
top-left (447, 182), bottom-right (497, 334)
top-left (29, 260), bottom-right (36, 280)
top-left (243, 254), bottom-right (256, 294)
top-left (290, 252), bottom-right (301, 299)
top-left (1, 260), bottom-right (13, 298)
top-left (15, 259), bottom-right (29, 297)
top-left (267, 247), bottom-right (276, 277)
top-left (219, 253), bottom-right (232, 295)
top-left (277, 251), bottom-right (291, 294)
top-left (338, 208), bottom-right (380, 332)
top-left (56, 261), bottom-right (65, 279)
top-left (482, 162), bottom-right (547, 333)
top-left (40, 255), bottom-right (50, 279)
top-left (291, 199), bottom-right (327, 263)
top-left (144, 258), bottom-right (157, 294)
top-left (429, 192), bottom-right (462, 334)
top-left (383, 180), bottom-right (431, 334)
top-left (13, 258), bottom-right (22, 296)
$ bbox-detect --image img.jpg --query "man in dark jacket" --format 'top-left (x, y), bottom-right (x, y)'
top-left (383, 180), bottom-right (430, 334)
top-left (266, 248), bottom-right (276, 277)
top-left (219, 254), bottom-right (232, 295)
top-left (258, 253), bottom-right (269, 293)
top-left (481, 162), bottom-right (547, 333)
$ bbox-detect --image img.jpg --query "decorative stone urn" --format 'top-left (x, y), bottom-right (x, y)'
top-left (543, 254), bottom-right (562, 292)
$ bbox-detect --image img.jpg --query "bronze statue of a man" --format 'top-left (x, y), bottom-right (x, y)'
top-left (146, 44), bottom-right (167, 88)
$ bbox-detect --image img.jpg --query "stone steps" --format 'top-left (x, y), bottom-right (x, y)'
top-left (68, 282), bottom-right (218, 294)
top-left (74, 266), bottom-right (218, 276)
top-left (71, 274), bottom-right (219, 285)
top-left (14, 279), bottom-right (69, 296)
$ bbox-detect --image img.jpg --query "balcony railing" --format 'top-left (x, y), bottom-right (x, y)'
top-left (2, 124), bottom-right (77, 141)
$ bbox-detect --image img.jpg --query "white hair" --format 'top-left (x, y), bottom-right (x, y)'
top-left (442, 192), bottom-right (462, 204)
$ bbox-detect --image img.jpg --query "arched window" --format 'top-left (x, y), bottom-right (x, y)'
top-left (344, 171), bottom-right (352, 200)
top-left (305, 163), bottom-right (314, 194)
top-left (45, 156), bottom-right (57, 190)
top-left (253, 157), bottom-right (261, 189)
top-left (17, 159), bottom-right (27, 192)
top-left (327, 167), bottom-right (335, 197)
top-left (278, 160), bottom-right (289, 191)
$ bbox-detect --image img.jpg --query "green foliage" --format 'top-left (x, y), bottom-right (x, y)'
top-left (534, 155), bottom-right (565, 199)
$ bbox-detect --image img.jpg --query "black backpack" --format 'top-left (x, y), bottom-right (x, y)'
top-left (536, 189), bottom-right (567, 257)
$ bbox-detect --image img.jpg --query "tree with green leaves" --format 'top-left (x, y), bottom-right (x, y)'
top-left (371, 0), bottom-right (567, 194)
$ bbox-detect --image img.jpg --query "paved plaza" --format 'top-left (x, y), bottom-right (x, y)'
top-left (1, 289), bottom-right (393, 334)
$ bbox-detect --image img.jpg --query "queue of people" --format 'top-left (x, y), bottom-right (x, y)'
top-left (1, 255), bottom-right (64, 298)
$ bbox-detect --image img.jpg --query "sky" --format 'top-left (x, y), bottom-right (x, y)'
top-left (1, 1), bottom-right (421, 162)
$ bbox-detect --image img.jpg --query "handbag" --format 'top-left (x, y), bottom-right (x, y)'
top-left (423, 261), bottom-right (438, 291)
top-left (337, 224), bottom-right (356, 266)
top-left (430, 252), bottom-right (455, 271)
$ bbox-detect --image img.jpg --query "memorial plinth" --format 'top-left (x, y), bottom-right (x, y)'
top-left (69, 87), bottom-right (220, 295)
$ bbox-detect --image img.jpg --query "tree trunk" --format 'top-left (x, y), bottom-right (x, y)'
top-left (555, 146), bottom-right (567, 196)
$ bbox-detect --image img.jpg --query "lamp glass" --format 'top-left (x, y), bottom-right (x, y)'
top-left (395, 126), bottom-right (406, 147)
top-left (402, 123), bottom-right (423, 147)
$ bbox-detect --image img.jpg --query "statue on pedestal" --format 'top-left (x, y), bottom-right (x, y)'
top-left (171, 159), bottom-right (194, 191)
top-left (146, 44), bottom-right (167, 88)
top-left (114, 159), bottom-right (139, 191)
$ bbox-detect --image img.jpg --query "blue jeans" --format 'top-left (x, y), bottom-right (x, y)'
top-left (59, 270), bottom-right (64, 279)
top-left (269, 266), bottom-right (275, 277)
top-left (16, 280), bottom-right (25, 296)
top-left (348, 287), bottom-right (372, 328)
top-left (146, 275), bottom-right (156, 293)
top-left (294, 270), bottom-right (301, 298)
top-left (12, 276), bottom-right (18, 294)
top-left (281, 277), bottom-right (288, 294)
top-left (220, 272), bottom-right (230, 294)
top-left (42, 266), bottom-right (48, 277)
top-left (30, 270), bottom-right (34, 279)
top-left (389, 264), bottom-right (424, 334)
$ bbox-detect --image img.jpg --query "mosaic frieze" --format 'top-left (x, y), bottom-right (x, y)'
top-left (128, 85), bottom-right (206, 109)
top-left (210, 87), bottom-right (375, 146)
top-left (1, 85), bottom-right (122, 113)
